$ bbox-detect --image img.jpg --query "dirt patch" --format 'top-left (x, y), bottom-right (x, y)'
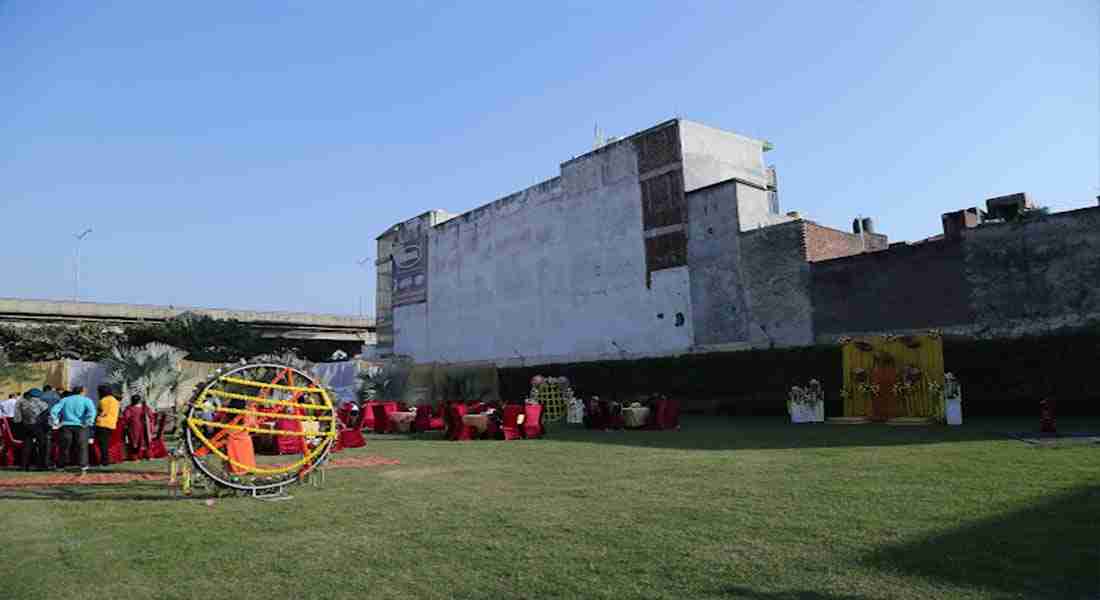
top-left (0, 455), bottom-right (400, 489)
top-left (0, 471), bottom-right (167, 489)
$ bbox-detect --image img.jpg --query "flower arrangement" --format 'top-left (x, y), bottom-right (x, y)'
top-left (943, 372), bottom-right (960, 401)
top-left (788, 379), bottom-right (824, 422)
top-left (837, 336), bottom-right (853, 345)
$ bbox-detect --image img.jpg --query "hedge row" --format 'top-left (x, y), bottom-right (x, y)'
top-left (499, 333), bottom-right (1100, 417)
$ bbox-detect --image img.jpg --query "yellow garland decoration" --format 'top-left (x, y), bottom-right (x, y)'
top-left (200, 388), bottom-right (329, 410)
top-left (186, 419), bottom-right (335, 475)
top-left (189, 403), bottom-right (335, 422)
top-left (187, 417), bottom-right (336, 438)
top-left (219, 375), bottom-right (322, 393)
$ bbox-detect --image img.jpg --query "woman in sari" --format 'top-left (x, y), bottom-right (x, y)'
top-left (224, 398), bottom-right (257, 475)
top-left (122, 395), bottom-right (155, 460)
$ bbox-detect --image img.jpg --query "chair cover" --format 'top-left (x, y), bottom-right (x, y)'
top-left (414, 405), bottom-right (445, 432)
top-left (522, 403), bottom-right (544, 439)
top-left (448, 403), bottom-right (472, 441)
top-left (500, 405), bottom-right (524, 440)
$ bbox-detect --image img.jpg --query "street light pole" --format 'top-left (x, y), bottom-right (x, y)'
top-left (357, 257), bottom-right (372, 318)
top-left (73, 228), bottom-right (92, 301)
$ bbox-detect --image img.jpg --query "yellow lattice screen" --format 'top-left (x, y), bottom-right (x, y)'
top-left (532, 379), bottom-right (570, 423)
top-left (841, 334), bottom-right (945, 418)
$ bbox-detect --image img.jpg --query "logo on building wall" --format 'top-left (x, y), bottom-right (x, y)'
top-left (392, 217), bottom-right (429, 307)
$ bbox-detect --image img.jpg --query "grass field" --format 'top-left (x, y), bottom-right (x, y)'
top-left (1, 417), bottom-right (1097, 600)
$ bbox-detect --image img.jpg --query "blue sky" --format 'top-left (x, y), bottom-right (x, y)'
top-left (1, 1), bottom-right (1096, 316)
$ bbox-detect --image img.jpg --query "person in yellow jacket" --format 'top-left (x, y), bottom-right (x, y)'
top-left (94, 385), bottom-right (121, 466)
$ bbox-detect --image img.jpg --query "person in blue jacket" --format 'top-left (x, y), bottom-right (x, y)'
top-left (49, 386), bottom-right (97, 471)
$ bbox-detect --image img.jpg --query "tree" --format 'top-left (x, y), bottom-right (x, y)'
top-left (103, 342), bottom-right (187, 410)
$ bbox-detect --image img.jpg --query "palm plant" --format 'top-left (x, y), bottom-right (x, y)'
top-left (103, 342), bottom-right (187, 410)
top-left (357, 362), bottom-right (410, 403)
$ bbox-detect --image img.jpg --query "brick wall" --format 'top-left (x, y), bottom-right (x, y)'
top-left (803, 221), bottom-right (888, 262)
top-left (810, 239), bottom-right (974, 337)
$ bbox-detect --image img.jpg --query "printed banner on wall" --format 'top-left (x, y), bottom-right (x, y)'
top-left (392, 216), bottom-right (429, 306)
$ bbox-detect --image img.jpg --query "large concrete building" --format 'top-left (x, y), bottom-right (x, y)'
top-left (375, 119), bottom-right (891, 366)
top-left (376, 119), bottom-right (1100, 367)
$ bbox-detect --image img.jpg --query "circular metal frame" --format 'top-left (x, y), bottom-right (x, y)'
top-left (184, 362), bottom-right (337, 492)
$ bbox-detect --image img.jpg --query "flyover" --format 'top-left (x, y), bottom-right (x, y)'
top-left (0, 297), bottom-right (375, 344)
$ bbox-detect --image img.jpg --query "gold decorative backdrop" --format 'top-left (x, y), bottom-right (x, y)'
top-left (841, 334), bottom-right (945, 419)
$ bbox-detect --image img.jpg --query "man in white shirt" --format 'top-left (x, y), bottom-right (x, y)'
top-left (0, 393), bottom-right (18, 419)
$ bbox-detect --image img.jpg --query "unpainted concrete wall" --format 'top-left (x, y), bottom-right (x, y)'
top-left (810, 206), bottom-right (1100, 340)
top-left (739, 221), bottom-right (814, 347)
top-left (964, 207), bottom-right (1100, 332)
top-left (398, 136), bottom-right (695, 365)
top-left (679, 120), bottom-right (769, 192)
top-left (686, 180), bottom-right (750, 345)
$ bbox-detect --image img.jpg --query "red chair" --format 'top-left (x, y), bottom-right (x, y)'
top-left (274, 416), bottom-right (306, 455)
top-left (499, 405), bottom-right (524, 440)
top-left (372, 402), bottom-right (398, 434)
top-left (447, 403), bottom-right (473, 441)
top-left (0, 418), bottom-right (24, 466)
top-left (653, 398), bottom-right (681, 431)
top-left (413, 405), bottom-right (445, 433)
top-left (336, 406), bottom-right (366, 449)
top-left (521, 403), bottom-right (544, 439)
top-left (361, 401), bottom-right (378, 431)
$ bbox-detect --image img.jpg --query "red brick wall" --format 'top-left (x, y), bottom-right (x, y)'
top-left (803, 222), bottom-right (887, 262)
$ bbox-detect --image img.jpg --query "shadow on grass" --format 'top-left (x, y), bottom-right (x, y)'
top-left (0, 481), bottom-right (202, 502)
top-left (534, 416), bottom-right (1034, 451)
top-left (864, 485), bottom-right (1100, 598)
top-left (716, 587), bottom-right (872, 600)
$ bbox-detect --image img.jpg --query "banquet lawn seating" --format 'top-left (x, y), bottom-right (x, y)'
top-left (361, 401), bottom-right (378, 431)
top-left (274, 415), bottom-right (306, 455)
top-left (499, 405), bottom-right (524, 440)
top-left (412, 404), bottom-right (445, 433)
top-left (372, 401), bottom-right (399, 434)
top-left (447, 403), bottom-right (475, 441)
top-left (652, 397), bottom-right (681, 431)
top-left (336, 406), bottom-right (367, 448)
top-left (521, 403), bottom-right (544, 439)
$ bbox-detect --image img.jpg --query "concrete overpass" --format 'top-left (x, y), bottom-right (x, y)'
top-left (0, 298), bottom-right (376, 343)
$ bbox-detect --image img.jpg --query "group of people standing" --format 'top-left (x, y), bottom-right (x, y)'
top-left (1, 384), bottom-right (160, 472)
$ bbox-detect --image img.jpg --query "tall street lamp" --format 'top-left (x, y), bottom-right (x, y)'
top-left (73, 228), bottom-right (92, 301)
top-left (357, 256), bottom-right (372, 318)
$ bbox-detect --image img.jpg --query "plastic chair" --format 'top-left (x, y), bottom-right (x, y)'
top-left (372, 402), bottom-right (398, 434)
top-left (447, 403), bottom-right (473, 441)
top-left (521, 403), bottom-right (544, 439)
top-left (413, 405), bottom-right (445, 433)
top-left (361, 401), bottom-right (378, 431)
top-left (499, 405), bottom-right (524, 441)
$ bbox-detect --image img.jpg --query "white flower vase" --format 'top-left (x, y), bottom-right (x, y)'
top-left (790, 403), bottom-right (823, 424)
top-left (945, 395), bottom-right (962, 425)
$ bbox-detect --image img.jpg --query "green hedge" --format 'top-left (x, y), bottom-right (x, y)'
top-left (499, 333), bottom-right (1100, 418)
top-left (499, 345), bottom-right (843, 417)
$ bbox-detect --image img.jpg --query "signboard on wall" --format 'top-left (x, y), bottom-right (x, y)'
top-left (392, 216), bottom-right (429, 306)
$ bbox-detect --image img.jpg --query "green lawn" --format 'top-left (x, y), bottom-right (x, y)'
top-left (1, 417), bottom-right (1097, 600)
